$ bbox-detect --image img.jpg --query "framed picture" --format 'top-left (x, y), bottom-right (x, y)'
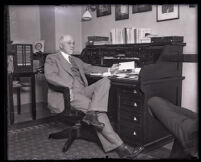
top-left (157, 5), bottom-right (179, 22)
top-left (132, 5), bottom-right (152, 13)
top-left (189, 4), bottom-right (196, 8)
top-left (115, 5), bottom-right (129, 21)
top-left (96, 5), bottom-right (111, 17)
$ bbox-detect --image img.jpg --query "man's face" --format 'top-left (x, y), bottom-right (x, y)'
top-left (61, 36), bottom-right (75, 55)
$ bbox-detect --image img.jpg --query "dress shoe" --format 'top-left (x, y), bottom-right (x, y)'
top-left (116, 143), bottom-right (144, 159)
top-left (189, 152), bottom-right (199, 160)
top-left (82, 111), bottom-right (105, 131)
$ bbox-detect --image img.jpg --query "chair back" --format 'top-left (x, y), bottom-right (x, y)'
top-left (47, 82), bottom-right (85, 124)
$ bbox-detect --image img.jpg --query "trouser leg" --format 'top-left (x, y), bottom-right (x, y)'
top-left (169, 139), bottom-right (191, 159)
top-left (82, 77), bottom-right (110, 112)
top-left (96, 113), bottom-right (123, 152)
top-left (148, 97), bottom-right (198, 156)
top-left (70, 91), bottom-right (123, 152)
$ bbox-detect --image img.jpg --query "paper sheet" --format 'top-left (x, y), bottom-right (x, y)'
top-left (118, 61), bottom-right (135, 70)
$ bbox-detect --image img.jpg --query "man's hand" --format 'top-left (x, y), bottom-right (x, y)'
top-left (110, 64), bottom-right (119, 74)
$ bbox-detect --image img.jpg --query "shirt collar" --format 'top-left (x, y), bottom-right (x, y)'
top-left (60, 51), bottom-right (70, 63)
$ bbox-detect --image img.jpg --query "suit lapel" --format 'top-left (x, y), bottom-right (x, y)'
top-left (58, 52), bottom-right (74, 76)
top-left (58, 53), bottom-right (88, 86)
top-left (72, 56), bottom-right (88, 86)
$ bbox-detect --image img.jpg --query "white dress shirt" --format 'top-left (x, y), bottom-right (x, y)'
top-left (60, 51), bottom-right (71, 64)
top-left (60, 51), bottom-right (74, 101)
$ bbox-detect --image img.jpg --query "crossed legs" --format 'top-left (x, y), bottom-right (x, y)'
top-left (70, 77), bottom-right (123, 152)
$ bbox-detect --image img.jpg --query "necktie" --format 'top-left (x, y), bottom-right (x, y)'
top-left (69, 57), bottom-right (85, 86)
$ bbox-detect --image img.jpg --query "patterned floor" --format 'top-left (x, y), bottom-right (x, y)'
top-left (7, 122), bottom-right (171, 160)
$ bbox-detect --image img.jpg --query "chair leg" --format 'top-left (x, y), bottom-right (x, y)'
top-left (8, 74), bottom-right (14, 125)
top-left (17, 87), bottom-right (21, 114)
top-left (49, 127), bottom-right (72, 139)
top-left (62, 128), bottom-right (76, 152)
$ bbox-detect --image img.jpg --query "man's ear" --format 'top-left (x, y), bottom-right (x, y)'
top-left (59, 43), bottom-right (63, 50)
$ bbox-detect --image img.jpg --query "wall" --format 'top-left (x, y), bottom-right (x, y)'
top-left (81, 5), bottom-right (198, 112)
top-left (55, 5), bottom-right (82, 54)
top-left (9, 5), bottom-right (41, 43)
top-left (40, 6), bottom-right (56, 53)
top-left (9, 5), bottom-right (42, 105)
top-left (8, 5), bottom-right (83, 106)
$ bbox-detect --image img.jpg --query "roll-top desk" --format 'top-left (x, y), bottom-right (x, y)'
top-left (81, 42), bottom-right (186, 148)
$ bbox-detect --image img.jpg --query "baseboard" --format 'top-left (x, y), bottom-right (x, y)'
top-left (7, 115), bottom-right (57, 131)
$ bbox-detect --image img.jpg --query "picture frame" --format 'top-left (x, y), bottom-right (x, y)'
top-left (115, 5), bottom-right (129, 21)
top-left (96, 5), bottom-right (111, 17)
top-left (189, 4), bottom-right (196, 8)
top-left (33, 40), bottom-right (45, 53)
top-left (157, 5), bottom-right (179, 22)
top-left (132, 5), bottom-right (152, 13)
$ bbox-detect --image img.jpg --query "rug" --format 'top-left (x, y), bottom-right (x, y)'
top-left (7, 122), bottom-right (171, 160)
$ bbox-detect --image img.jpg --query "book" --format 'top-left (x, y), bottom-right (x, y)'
top-left (88, 36), bottom-right (109, 42)
top-left (110, 27), bottom-right (152, 44)
top-left (125, 27), bottom-right (135, 44)
top-left (110, 29), bottom-right (116, 44)
top-left (135, 28), bottom-right (151, 43)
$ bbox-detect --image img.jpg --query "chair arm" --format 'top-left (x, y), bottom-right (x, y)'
top-left (47, 82), bottom-right (71, 114)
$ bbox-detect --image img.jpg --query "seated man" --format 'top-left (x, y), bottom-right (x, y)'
top-left (147, 96), bottom-right (198, 159)
top-left (44, 34), bottom-right (144, 158)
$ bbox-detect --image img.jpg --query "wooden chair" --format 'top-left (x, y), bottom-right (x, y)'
top-left (8, 73), bottom-right (33, 125)
top-left (47, 82), bottom-right (100, 152)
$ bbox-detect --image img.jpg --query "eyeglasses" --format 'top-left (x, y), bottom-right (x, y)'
top-left (65, 41), bottom-right (75, 46)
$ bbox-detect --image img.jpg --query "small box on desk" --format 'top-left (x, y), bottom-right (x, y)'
top-left (151, 36), bottom-right (184, 43)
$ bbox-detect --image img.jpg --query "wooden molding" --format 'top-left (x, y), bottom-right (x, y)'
top-left (162, 54), bottom-right (198, 63)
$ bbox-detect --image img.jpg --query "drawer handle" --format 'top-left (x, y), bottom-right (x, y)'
top-left (133, 131), bottom-right (137, 136)
top-left (133, 117), bottom-right (137, 121)
top-left (133, 102), bottom-right (138, 107)
top-left (133, 90), bottom-right (137, 94)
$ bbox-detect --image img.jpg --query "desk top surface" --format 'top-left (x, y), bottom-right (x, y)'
top-left (87, 74), bottom-right (140, 87)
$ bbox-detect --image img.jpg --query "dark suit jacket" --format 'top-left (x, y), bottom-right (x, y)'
top-left (44, 52), bottom-right (108, 113)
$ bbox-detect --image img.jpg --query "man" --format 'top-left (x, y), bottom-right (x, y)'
top-left (147, 96), bottom-right (198, 159)
top-left (44, 35), bottom-right (144, 158)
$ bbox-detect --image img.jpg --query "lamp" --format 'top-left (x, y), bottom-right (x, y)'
top-left (82, 5), bottom-right (96, 21)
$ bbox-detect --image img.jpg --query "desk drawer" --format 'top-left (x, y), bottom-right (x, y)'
top-left (120, 98), bottom-right (142, 110)
top-left (119, 123), bottom-right (142, 141)
top-left (119, 104), bottom-right (142, 113)
top-left (120, 87), bottom-right (142, 98)
top-left (120, 110), bottom-right (141, 125)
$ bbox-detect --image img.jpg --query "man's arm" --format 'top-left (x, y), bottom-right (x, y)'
top-left (82, 61), bottom-right (108, 74)
top-left (80, 59), bottom-right (119, 74)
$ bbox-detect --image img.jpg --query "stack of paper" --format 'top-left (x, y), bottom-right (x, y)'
top-left (118, 61), bottom-right (135, 70)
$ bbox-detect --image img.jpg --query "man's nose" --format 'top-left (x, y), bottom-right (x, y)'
top-left (70, 43), bottom-right (74, 47)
